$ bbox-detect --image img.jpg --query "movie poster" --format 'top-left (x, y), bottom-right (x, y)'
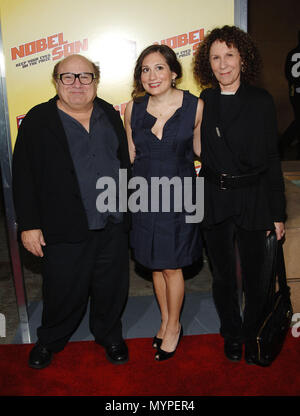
top-left (0, 0), bottom-right (234, 148)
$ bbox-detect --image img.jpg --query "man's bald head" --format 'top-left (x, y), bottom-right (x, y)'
top-left (52, 54), bottom-right (100, 82)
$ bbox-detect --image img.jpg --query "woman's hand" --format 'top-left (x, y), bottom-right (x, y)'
top-left (266, 222), bottom-right (285, 240)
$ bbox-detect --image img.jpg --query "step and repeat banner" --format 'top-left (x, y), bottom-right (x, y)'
top-left (0, 0), bottom-right (234, 148)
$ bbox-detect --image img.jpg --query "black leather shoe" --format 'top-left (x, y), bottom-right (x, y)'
top-left (28, 343), bottom-right (53, 369)
top-left (155, 325), bottom-right (183, 362)
top-left (152, 336), bottom-right (163, 349)
top-left (105, 341), bottom-right (128, 364)
top-left (224, 340), bottom-right (243, 362)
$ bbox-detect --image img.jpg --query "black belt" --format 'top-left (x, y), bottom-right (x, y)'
top-left (200, 165), bottom-right (264, 190)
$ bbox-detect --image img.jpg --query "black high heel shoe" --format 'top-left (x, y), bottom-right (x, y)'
top-left (152, 336), bottom-right (163, 349)
top-left (155, 325), bottom-right (183, 361)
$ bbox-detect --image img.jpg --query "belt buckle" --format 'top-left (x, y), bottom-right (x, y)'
top-left (220, 173), bottom-right (229, 190)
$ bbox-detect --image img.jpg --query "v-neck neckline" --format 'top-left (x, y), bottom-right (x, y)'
top-left (145, 90), bottom-right (186, 141)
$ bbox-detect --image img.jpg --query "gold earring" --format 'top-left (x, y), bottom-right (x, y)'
top-left (171, 79), bottom-right (176, 88)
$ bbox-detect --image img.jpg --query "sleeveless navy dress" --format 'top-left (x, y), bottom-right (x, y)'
top-left (130, 90), bottom-right (202, 270)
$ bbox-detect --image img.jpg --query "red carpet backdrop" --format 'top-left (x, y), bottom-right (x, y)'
top-left (0, 334), bottom-right (299, 396)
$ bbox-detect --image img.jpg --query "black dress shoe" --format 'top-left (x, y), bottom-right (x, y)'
top-left (155, 325), bottom-right (183, 362)
top-left (224, 340), bottom-right (243, 362)
top-left (28, 343), bottom-right (53, 369)
top-left (152, 336), bottom-right (163, 349)
top-left (105, 341), bottom-right (128, 364)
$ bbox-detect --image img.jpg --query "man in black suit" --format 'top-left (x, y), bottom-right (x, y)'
top-left (12, 54), bottom-right (131, 369)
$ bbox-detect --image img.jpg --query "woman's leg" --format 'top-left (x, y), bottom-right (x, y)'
top-left (152, 271), bottom-right (169, 339)
top-left (236, 227), bottom-right (266, 341)
top-left (203, 220), bottom-right (243, 342)
top-left (160, 268), bottom-right (184, 352)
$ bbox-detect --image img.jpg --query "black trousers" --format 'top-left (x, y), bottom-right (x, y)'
top-left (37, 222), bottom-right (129, 352)
top-left (203, 219), bottom-right (267, 343)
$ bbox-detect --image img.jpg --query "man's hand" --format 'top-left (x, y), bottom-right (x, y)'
top-left (21, 229), bottom-right (46, 257)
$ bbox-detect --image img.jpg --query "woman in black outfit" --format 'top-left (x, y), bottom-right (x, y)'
top-left (193, 26), bottom-right (286, 363)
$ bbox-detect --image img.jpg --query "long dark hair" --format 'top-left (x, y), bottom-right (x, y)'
top-left (132, 44), bottom-right (182, 100)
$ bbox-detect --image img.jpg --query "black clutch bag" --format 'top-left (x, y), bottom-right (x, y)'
top-left (251, 231), bottom-right (293, 367)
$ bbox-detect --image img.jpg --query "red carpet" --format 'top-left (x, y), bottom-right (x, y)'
top-left (0, 334), bottom-right (299, 396)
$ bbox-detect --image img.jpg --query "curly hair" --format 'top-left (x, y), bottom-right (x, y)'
top-left (132, 44), bottom-right (182, 100)
top-left (193, 25), bottom-right (261, 89)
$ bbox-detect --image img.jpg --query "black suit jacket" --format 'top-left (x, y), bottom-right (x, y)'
top-left (200, 83), bottom-right (286, 229)
top-left (12, 95), bottom-right (131, 243)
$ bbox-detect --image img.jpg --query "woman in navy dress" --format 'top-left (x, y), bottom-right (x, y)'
top-left (125, 45), bottom-right (203, 361)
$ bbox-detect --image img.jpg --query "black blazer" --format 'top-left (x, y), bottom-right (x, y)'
top-left (12, 96), bottom-right (131, 243)
top-left (200, 83), bottom-right (286, 229)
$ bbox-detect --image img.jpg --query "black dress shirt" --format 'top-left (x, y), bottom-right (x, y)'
top-left (58, 103), bottom-right (123, 230)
